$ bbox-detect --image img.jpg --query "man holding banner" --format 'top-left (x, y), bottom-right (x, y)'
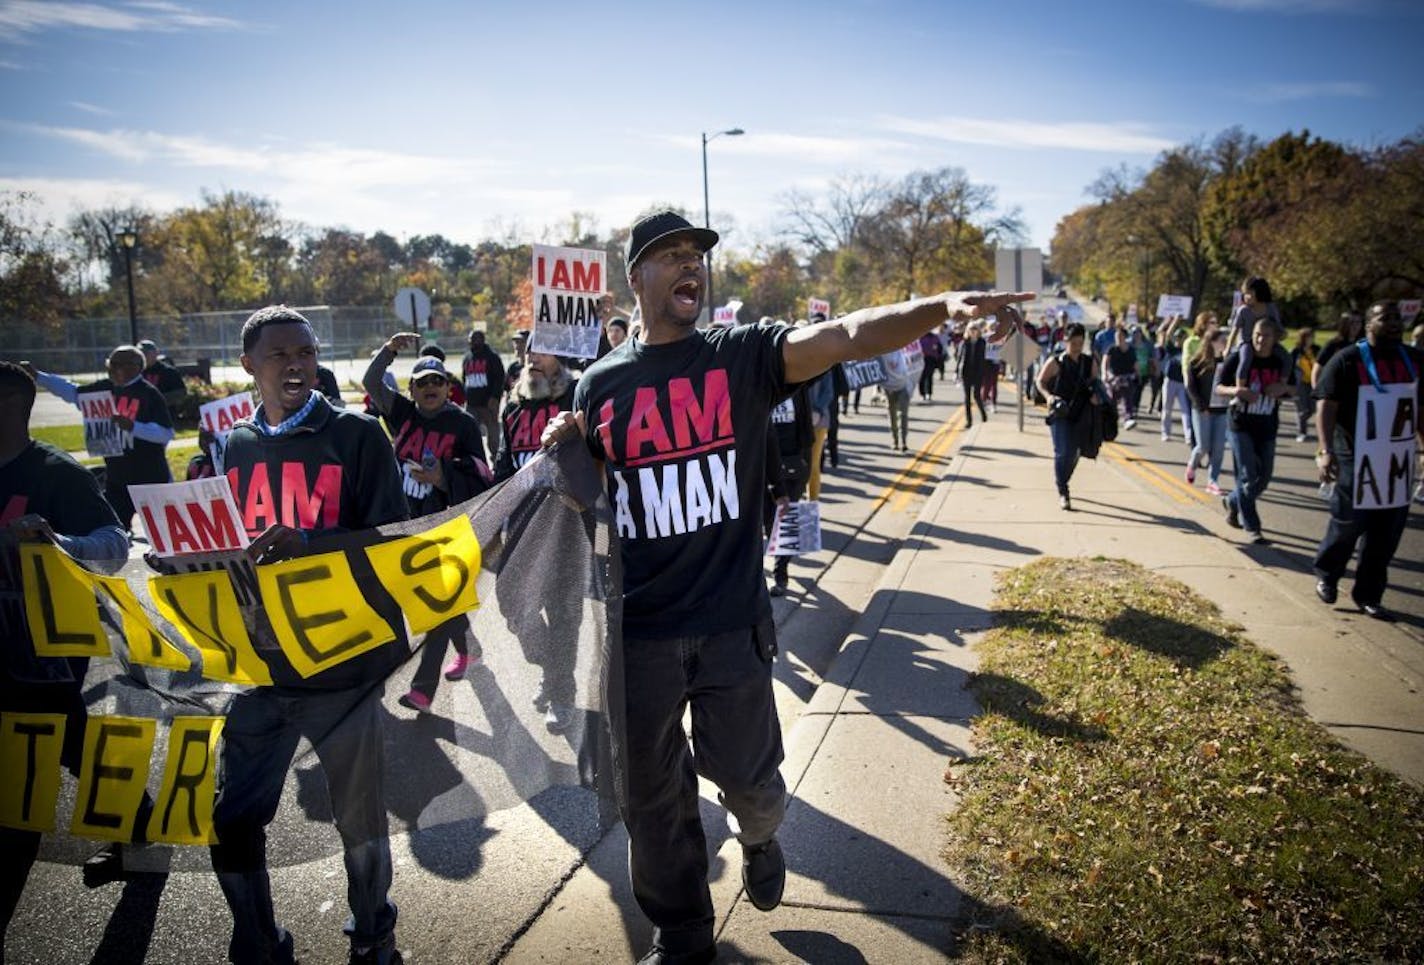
top-left (27, 346), bottom-right (174, 531)
top-left (0, 361), bottom-right (130, 957)
top-left (542, 210), bottom-right (1030, 965)
top-left (212, 306), bottom-right (408, 965)
top-left (1312, 301), bottom-right (1422, 620)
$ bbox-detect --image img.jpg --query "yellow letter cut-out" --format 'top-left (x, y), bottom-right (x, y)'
top-left (71, 715), bottom-right (156, 842)
top-left (93, 573), bottom-right (191, 672)
top-left (256, 550), bottom-right (394, 679)
top-left (365, 515), bottom-right (481, 636)
top-left (0, 712), bottom-right (66, 832)
top-left (150, 570), bottom-right (272, 685)
top-left (147, 716), bottom-right (224, 846)
top-left (21, 543), bottom-right (109, 659)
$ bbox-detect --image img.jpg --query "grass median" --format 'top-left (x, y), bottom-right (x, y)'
top-left (945, 557), bottom-right (1424, 963)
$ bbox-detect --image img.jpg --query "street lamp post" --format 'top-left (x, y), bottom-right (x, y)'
top-left (701, 127), bottom-right (743, 323)
top-left (119, 227), bottom-right (139, 344)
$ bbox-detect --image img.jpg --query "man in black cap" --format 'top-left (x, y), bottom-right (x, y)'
top-left (542, 210), bottom-right (1030, 964)
top-left (1312, 300), bottom-right (1422, 620)
top-left (138, 338), bottom-right (188, 411)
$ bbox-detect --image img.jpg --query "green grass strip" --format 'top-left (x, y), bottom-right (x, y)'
top-left (945, 557), bottom-right (1424, 963)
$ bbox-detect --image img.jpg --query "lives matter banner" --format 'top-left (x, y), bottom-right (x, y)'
top-left (842, 358), bottom-right (886, 392)
top-left (0, 442), bottom-right (622, 893)
top-left (530, 244), bottom-right (606, 359)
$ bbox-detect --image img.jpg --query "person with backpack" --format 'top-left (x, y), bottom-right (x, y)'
top-left (1036, 322), bottom-right (1102, 511)
top-left (1217, 317), bottom-right (1294, 544)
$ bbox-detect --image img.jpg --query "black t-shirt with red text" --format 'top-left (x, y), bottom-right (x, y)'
top-left (384, 395), bottom-right (489, 517)
top-left (1314, 341), bottom-right (1422, 494)
top-left (495, 382), bottom-right (576, 482)
top-left (461, 347), bottom-right (506, 408)
top-left (78, 376), bottom-right (173, 489)
top-left (1, 440), bottom-right (122, 673)
top-left (223, 394), bottom-right (407, 539)
top-left (574, 322), bottom-right (794, 639)
top-left (1218, 344), bottom-right (1295, 439)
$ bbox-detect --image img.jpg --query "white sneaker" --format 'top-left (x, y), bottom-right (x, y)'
top-left (1124, 418), bottom-right (1137, 430)
top-left (1295, 434), bottom-right (1308, 443)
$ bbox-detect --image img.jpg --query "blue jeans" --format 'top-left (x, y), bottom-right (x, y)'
top-left (1049, 417), bottom-right (1080, 495)
top-left (1190, 410), bottom-right (1227, 485)
top-left (211, 686), bottom-right (395, 963)
top-left (1227, 428), bottom-right (1276, 533)
top-left (1161, 380), bottom-right (1192, 443)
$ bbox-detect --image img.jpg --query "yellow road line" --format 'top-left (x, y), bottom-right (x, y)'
top-left (867, 410), bottom-right (965, 515)
top-left (889, 415), bottom-right (964, 513)
top-left (1105, 441), bottom-right (1214, 504)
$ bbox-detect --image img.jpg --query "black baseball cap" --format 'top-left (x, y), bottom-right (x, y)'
top-left (625, 211), bottom-right (718, 276)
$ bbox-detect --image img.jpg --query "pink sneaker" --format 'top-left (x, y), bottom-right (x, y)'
top-left (1185, 465), bottom-right (1196, 484)
top-left (1205, 481), bottom-right (1223, 496)
top-left (398, 690), bottom-right (432, 713)
top-left (443, 653), bottom-right (476, 680)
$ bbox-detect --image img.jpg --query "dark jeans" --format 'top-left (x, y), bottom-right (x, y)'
top-left (918, 365), bottom-right (936, 399)
top-left (963, 377), bottom-right (987, 424)
top-left (1109, 374), bottom-right (1138, 421)
top-left (1227, 428), bottom-right (1276, 534)
top-left (210, 686), bottom-right (395, 963)
top-left (1313, 485), bottom-right (1409, 607)
top-left (621, 627), bottom-right (786, 955)
top-left (1049, 417), bottom-right (1081, 495)
top-left (408, 617), bottom-right (474, 701)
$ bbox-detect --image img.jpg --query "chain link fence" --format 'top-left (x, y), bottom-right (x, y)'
top-left (3, 306), bottom-right (487, 377)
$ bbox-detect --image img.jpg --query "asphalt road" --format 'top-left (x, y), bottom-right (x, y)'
top-left (7, 376), bottom-right (968, 965)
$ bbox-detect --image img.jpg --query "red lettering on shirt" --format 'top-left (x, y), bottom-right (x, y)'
top-left (228, 462), bottom-right (343, 536)
top-left (1354, 357), bottom-right (1413, 385)
top-left (0, 494), bottom-right (28, 525)
top-left (506, 403), bottom-right (559, 453)
top-left (393, 425), bottom-right (456, 463)
top-left (601, 370), bottom-right (737, 467)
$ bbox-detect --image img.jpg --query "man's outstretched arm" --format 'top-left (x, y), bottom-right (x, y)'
top-left (783, 291), bottom-right (1034, 385)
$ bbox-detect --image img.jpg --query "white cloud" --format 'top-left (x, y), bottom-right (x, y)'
top-left (0, 175), bottom-right (185, 217)
top-left (1244, 80), bottom-right (1375, 102)
top-left (654, 131), bottom-right (916, 166)
top-left (875, 115), bottom-right (1176, 154)
top-left (68, 100), bottom-right (115, 116)
top-left (0, 1), bottom-right (247, 41)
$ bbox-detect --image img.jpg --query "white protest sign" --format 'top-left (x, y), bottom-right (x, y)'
top-left (1125, 304), bottom-right (1139, 325)
top-left (902, 339), bottom-right (925, 383)
top-left (842, 358), bottom-right (886, 392)
top-left (808, 297), bottom-right (831, 319)
top-left (198, 391), bottom-right (254, 474)
top-left (1401, 299), bottom-right (1421, 323)
top-left (1353, 381), bottom-right (1418, 510)
top-left (766, 500), bottom-right (822, 556)
top-left (529, 244), bottom-right (606, 359)
top-left (129, 477), bottom-right (251, 557)
top-left (1156, 294), bottom-right (1193, 319)
top-left (78, 391), bottom-right (127, 458)
top-left (712, 299), bottom-right (742, 326)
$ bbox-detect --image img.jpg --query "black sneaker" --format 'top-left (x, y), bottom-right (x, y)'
top-left (637, 946), bottom-right (716, 965)
top-left (1315, 580), bottom-right (1337, 605)
top-left (1221, 495), bottom-right (1241, 529)
top-left (742, 838), bottom-right (786, 912)
top-left (349, 934), bottom-right (402, 965)
top-left (82, 843), bottom-right (129, 888)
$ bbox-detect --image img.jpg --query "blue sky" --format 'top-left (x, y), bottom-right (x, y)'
top-left (0, 0), bottom-right (1419, 255)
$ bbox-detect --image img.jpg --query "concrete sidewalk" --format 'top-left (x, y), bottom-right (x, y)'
top-left (505, 389), bottom-right (1424, 963)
